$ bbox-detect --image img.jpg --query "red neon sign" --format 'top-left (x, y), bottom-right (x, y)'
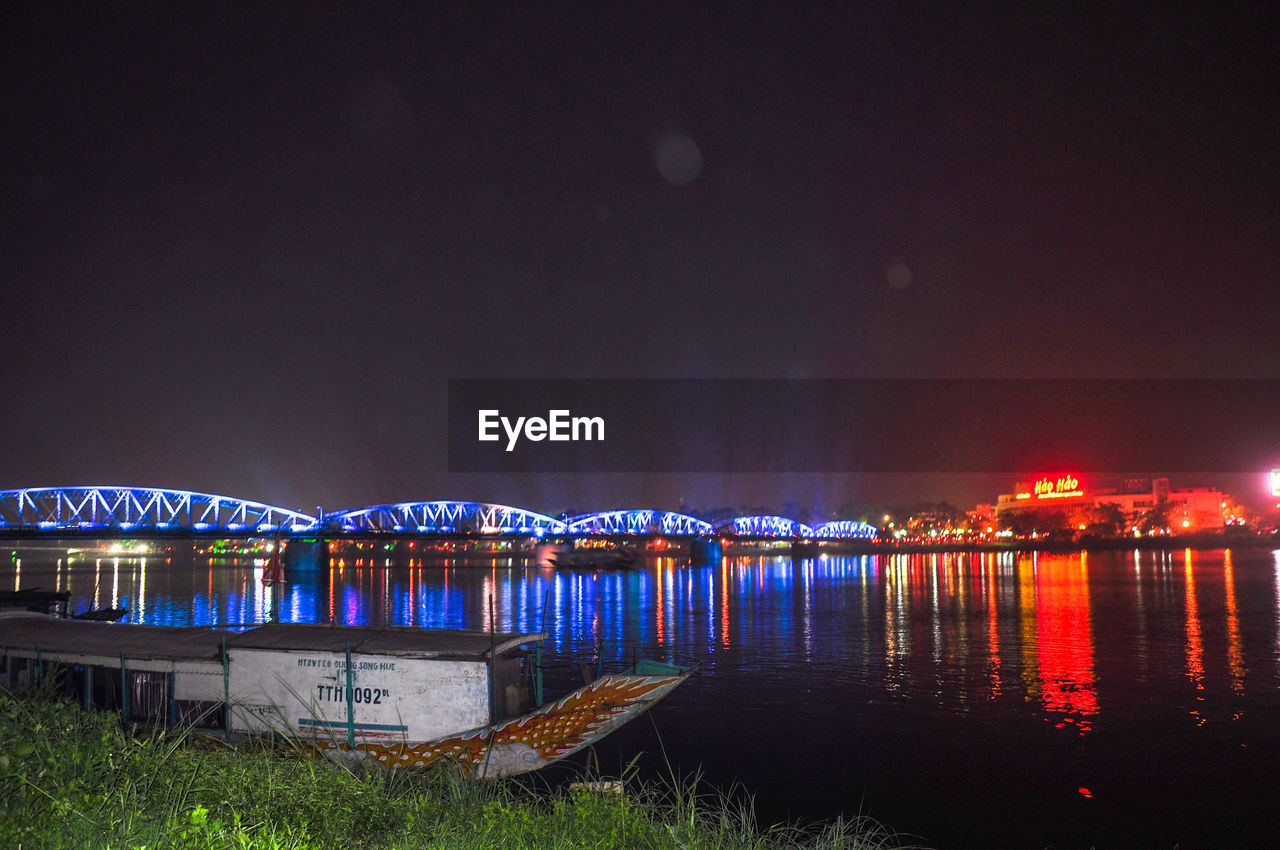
top-left (1033, 475), bottom-right (1083, 499)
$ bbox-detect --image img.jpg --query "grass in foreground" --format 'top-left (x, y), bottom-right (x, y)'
top-left (0, 687), bottom-right (919, 849)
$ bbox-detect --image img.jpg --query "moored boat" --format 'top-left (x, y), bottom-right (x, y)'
top-left (69, 606), bottom-right (128, 622)
top-left (0, 589), bottom-right (127, 621)
top-left (0, 588), bottom-right (70, 617)
top-left (547, 549), bottom-right (637, 570)
top-left (0, 613), bottom-right (691, 777)
top-left (536, 542), bottom-right (639, 571)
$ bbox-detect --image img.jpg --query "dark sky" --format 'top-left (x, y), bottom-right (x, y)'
top-left (3, 3), bottom-right (1278, 515)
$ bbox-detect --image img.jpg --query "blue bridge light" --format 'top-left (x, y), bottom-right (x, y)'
top-left (716, 515), bottom-right (816, 538)
top-left (566, 510), bottom-right (713, 536)
top-left (0, 487), bottom-right (879, 541)
top-left (0, 487), bottom-right (318, 535)
top-left (326, 501), bottom-right (568, 535)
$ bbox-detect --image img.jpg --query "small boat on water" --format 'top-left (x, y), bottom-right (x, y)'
top-left (0, 613), bottom-right (691, 777)
top-left (0, 588), bottom-right (71, 617)
top-left (0, 589), bottom-right (127, 621)
top-left (537, 542), bottom-right (638, 571)
top-left (69, 606), bottom-right (128, 622)
top-left (547, 549), bottom-right (637, 570)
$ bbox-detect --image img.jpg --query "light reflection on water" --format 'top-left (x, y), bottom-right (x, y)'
top-left (5, 544), bottom-right (1280, 847)
top-left (10, 547), bottom-right (1277, 720)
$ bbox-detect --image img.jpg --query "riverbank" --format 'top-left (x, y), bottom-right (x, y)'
top-left (0, 688), bottom-right (915, 849)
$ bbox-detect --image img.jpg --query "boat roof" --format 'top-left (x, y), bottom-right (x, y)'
top-left (0, 614), bottom-right (544, 662)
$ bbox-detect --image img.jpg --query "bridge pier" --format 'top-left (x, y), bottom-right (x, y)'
top-left (791, 540), bottom-right (819, 558)
top-left (689, 535), bottom-right (722, 565)
top-left (283, 538), bottom-right (329, 572)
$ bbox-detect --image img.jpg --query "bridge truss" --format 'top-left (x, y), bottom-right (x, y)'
top-left (0, 487), bottom-right (318, 533)
top-left (0, 486), bottom-right (881, 540)
top-left (811, 520), bottom-right (878, 539)
top-left (326, 501), bottom-right (567, 535)
top-left (716, 515), bottom-right (816, 538)
top-left (566, 510), bottom-right (713, 536)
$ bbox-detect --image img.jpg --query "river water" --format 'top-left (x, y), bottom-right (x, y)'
top-left (4, 542), bottom-right (1279, 849)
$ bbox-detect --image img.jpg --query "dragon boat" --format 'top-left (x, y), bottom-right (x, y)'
top-left (0, 612), bottom-right (691, 777)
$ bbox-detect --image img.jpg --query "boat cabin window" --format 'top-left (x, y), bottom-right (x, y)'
top-left (2, 656), bottom-right (34, 688)
top-left (491, 648), bottom-right (534, 722)
top-left (0, 658), bottom-right (224, 731)
top-left (129, 671), bottom-right (169, 723)
top-left (59, 663), bottom-right (87, 705)
top-left (126, 673), bottom-right (225, 730)
top-left (88, 665), bottom-right (123, 712)
top-left (175, 700), bottom-right (224, 730)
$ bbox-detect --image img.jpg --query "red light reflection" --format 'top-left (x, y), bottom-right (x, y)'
top-left (1036, 554), bottom-right (1098, 732)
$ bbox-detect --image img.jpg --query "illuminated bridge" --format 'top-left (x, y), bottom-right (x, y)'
top-left (716, 515), bottom-right (815, 538)
top-left (0, 487), bottom-right (318, 534)
top-left (325, 502), bottom-right (566, 535)
top-left (0, 487), bottom-right (878, 540)
top-left (811, 520), bottom-right (878, 539)
top-left (566, 510), bottom-right (713, 536)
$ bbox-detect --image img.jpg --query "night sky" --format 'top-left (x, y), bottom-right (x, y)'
top-left (4, 4), bottom-right (1278, 516)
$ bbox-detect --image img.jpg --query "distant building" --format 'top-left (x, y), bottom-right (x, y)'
top-left (994, 475), bottom-right (1226, 531)
top-left (968, 503), bottom-right (995, 527)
